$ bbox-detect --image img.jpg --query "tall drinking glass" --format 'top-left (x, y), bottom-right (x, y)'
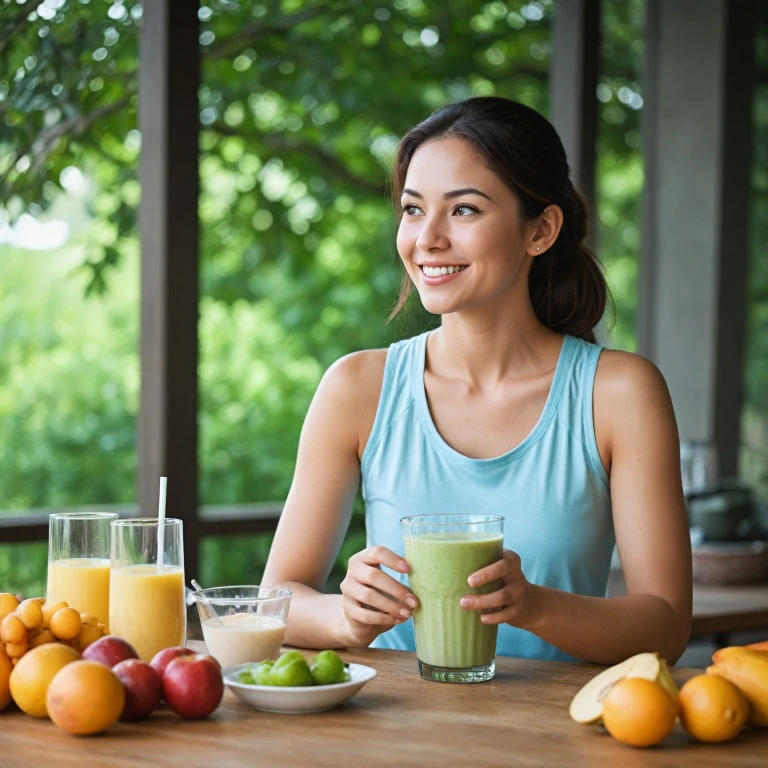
top-left (109, 518), bottom-right (185, 661)
top-left (401, 514), bottom-right (504, 683)
top-left (47, 512), bottom-right (117, 625)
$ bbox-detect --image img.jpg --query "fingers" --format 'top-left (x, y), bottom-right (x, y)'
top-left (460, 589), bottom-right (506, 611)
top-left (347, 549), bottom-right (419, 609)
top-left (468, 549), bottom-right (521, 587)
top-left (342, 546), bottom-right (419, 638)
top-left (342, 579), bottom-right (414, 619)
top-left (362, 565), bottom-right (419, 609)
top-left (343, 597), bottom-right (408, 627)
top-left (354, 545), bottom-right (410, 574)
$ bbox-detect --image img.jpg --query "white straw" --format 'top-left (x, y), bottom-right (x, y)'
top-left (157, 476), bottom-right (167, 570)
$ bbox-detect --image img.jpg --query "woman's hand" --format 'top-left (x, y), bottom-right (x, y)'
top-left (340, 546), bottom-right (420, 647)
top-left (460, 549), bottom-right (540, 629)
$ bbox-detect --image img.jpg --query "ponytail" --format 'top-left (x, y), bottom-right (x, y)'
top-left (528, 188), bottom-right (611, 343)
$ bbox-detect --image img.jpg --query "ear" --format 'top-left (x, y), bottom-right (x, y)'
top-left (526, 206), bottom-right (564, 257)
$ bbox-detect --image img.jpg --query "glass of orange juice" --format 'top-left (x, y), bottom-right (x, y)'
top-left (47, 511), bottom-right (117, 625)
top-left (109, 518), bottom-right (186, 661)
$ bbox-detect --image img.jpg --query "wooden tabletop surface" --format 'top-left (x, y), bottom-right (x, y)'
top-left (5, 639), bottom-right (768, 767)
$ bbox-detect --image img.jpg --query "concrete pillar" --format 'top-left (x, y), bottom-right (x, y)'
top-left (638, 0), bottom-right (756, 476)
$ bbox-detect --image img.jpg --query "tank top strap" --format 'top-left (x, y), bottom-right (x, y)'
top-left (360, 334), bottom-right (422, 474)
top-left (555, 336), bottom-right (609, 488)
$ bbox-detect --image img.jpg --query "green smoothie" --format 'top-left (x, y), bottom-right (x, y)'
top-left (404, 532), bottom-right (503, 669)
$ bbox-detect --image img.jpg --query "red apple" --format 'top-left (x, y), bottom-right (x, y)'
top-left (162, 654), bottom-right (224, 719)
top-left (82, 636), bottom-right (139, 668)
top-left (114, 659), bottom-right (163, 721)
top-left (150, 646), bottom-right (196, 679)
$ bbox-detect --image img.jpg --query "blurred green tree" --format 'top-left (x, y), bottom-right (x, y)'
top-left (0, 0), bottom-right (656, 595)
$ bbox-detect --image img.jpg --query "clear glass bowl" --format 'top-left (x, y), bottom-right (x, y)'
top-left (194, 586), bottom-right (292, 667)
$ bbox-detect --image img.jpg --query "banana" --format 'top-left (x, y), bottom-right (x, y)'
top-left (746, 640), bottom-right (768, 654)
top-left (707, 646), bottom-right (768, 727)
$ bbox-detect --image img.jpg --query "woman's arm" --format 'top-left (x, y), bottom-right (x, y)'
top-left (261, 352), bottom-right (369, 649)
top-left (262, 350), bottom-right (418, 649)
top-left (462, 352), bottom-right (693, 665)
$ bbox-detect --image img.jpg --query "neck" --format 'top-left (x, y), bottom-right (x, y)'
top-left (432, 298), bottom-right (563, 388)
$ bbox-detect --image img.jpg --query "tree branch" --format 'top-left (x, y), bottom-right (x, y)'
top-left (209, 122), bottom-right (383, 197)
top-left (0, 93), bottom-right (133, 198)
top-left (205, 5), bottom-right (339, 60)
top-left (0, 3), bottom-right (34, 56)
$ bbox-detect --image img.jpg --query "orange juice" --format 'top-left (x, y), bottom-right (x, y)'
top-left (109, 565), bottom-right (186, 661)
top-left (46, 558), bottom-right (111, 625)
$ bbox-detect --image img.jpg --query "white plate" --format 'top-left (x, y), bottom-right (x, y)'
top-left (222, 662), bottom-right (378, 714)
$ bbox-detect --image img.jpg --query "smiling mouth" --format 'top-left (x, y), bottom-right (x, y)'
top-left (420, 265), bottom-right (469, 277)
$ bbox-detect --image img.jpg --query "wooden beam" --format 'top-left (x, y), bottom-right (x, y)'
top-left (138, 1), bottom-right (201, 576)
top-left (550, 0), bottom-right (601, 249)
top-left (0, 505), bottom-right (284, 545)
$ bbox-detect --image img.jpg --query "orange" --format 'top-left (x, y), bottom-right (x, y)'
top-left (9, 642), bottom-right (80, 717)
top-left (0, 646), bottom-right (12, 711)
top-left (602, 678), bottom-right (679, 748)
top-left (47, 660), bottom-right (125, 736)
top-left (679, 674), bottom-right (749, 743)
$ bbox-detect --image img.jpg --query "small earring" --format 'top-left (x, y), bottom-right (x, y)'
top-left (536, 246), bottom-right (541, 251)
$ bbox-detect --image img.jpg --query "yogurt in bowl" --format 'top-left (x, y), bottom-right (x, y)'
top-left (193, 585), bottom-right (292, 667)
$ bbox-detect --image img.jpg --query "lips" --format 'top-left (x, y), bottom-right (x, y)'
top-left (418, 264), bottom-right (469, 286)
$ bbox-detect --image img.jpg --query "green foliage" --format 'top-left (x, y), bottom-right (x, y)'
top-left (0, 0), bottom-right (659, 596)
top-left (0, 543), bottom-right (47, 598)
top-left (0, 248), bottom-right (139, 510)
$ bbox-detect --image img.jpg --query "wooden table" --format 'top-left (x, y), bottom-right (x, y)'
top-left (607, 570), bottom-right (768, 638)
top-left (5, 641), bottom-right (767, 767)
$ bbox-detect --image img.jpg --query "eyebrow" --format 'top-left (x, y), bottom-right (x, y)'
top-left (402, 187), bottom-right (493, 202)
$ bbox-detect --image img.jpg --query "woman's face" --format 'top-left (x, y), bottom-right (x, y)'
top-left (396, 137), bottom-right (532, 317)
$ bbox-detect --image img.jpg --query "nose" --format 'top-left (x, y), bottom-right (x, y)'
top-left (415, 215), bottom-right (450, 252)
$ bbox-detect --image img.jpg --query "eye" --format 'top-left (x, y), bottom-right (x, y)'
top-left (400, 203), bottom-right (422, 216)
top-left (454, 204), bottom-right (479, 216)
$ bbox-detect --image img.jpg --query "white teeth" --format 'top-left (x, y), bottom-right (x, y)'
top-left (422, 265), bottom-right (467, 277)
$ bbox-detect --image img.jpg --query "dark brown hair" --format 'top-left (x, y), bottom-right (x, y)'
top-left (389, 96), bottom-right (611, 343)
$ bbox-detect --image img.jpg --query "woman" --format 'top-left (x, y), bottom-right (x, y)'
top-left (263, 96), bottom-right (692, 665)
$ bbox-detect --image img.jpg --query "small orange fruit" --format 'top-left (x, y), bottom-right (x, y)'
top-left (680, 674), bottom-right (749, 742)
top-left (5, 640), bottom-right (29, 659)
top-left (16, 599), bottom-right (43, 631)
top-left (9, 642), bottom-right (80, 717)
top-left (47, 660), bottom-right (125, 736)
top-left (0, 593), bottom-right (19, 623)
top-left (28, 628), bottom-right (56, 649)
top-left (0, 646), bottom-right (12, 711)
top-left (76, 622), bottom-right (103, 652)
top-left (41, 601), bottom-right (68, 630)
top-left (602, 678), bottom-right (679, 748)
top-left (1, 613), bottom-right (26, 645)
top-left (49, 607), bottom-right (81, 641)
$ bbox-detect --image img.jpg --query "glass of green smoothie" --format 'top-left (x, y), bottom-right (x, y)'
top-left (401, 513), bottom-right (504, 683)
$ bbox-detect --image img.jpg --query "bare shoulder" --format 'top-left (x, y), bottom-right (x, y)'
top-left (594, 348), bottom-right (671, 406)
top-left (592, 349), bottom-right (677, 473)
top-left (318, 349), bottom-right (388, 456)
top-left (322, 348), bottom-right (388, 404)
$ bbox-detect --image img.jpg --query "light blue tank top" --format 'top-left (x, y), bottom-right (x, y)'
top-left (361, 330), bottom-right (614, 662)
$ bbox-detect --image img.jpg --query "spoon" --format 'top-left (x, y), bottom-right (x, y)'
top-left (191, 579), bottom-right (225, 628)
